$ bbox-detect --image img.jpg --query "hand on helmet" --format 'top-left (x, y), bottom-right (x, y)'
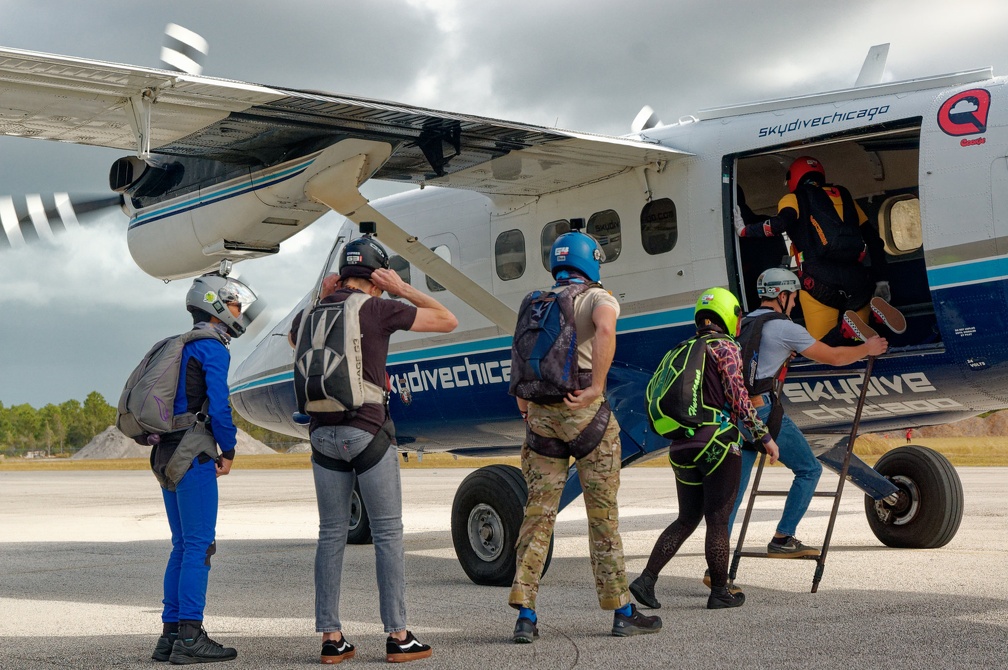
top-left (369, 268), bottom-right (403, 295)
top-left (874, 281), bottom-right (892, 302)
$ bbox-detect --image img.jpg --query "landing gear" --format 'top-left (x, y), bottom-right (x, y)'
top-left (347, 479), bottom-right (373, 545)
top-left (451, 464), bottom-right (553, 586)
top-left (865, 445), bottom-right (963, 548)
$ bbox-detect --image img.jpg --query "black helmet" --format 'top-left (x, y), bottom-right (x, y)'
top-left (338, 237), bottom-right (390, 280)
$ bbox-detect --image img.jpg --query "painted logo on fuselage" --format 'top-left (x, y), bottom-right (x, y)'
top-left (938, 88), bottom-right (990, 137)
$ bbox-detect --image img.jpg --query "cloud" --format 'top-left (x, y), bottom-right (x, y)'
top-left (950, 99), bottom-right (980, 115)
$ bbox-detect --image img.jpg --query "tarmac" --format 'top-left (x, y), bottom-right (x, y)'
top-left (1, 466), bottom-right (1006, 669)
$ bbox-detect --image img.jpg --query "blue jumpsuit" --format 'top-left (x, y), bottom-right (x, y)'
top-left (160, 335), bottom-right (237, 625)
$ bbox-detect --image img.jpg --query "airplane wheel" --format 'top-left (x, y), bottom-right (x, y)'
top-left (451, 464), bottom-right (553, 586)
top-left (347, 479), bottom-right (373, 545)
top-left (865, 445), bottom-right (963, 548)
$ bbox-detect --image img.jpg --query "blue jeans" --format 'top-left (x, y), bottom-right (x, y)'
top-left (312, 425), bottom-right (407, 634)
top-left (162, 457), bottom-right (218, 622)
top-left (730, 403), bottom-right (822, 538)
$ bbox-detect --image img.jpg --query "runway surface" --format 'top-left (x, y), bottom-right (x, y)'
top-left (1, 466), bottom-right (1006, 669)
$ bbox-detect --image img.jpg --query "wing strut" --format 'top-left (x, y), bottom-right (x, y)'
top-left (305, 155), bottom-right (518, 334)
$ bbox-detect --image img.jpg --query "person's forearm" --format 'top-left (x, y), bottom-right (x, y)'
top-left (590, 329), bottom-right (616, 391)
top-left (396, 282), bottom-right (450, 312)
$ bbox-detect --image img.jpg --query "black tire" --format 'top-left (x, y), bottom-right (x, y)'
top-left (865, 445), bottom-right (963, 548)
top-left (347, 479), bottom-right (373, 545)
top-left (451, 464), bottom-right (553, 586)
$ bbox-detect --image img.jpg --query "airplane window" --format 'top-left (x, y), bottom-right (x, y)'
top-left (540, 219), bottom-right (571, 270)
top-left (640, 198), bottom-right (678, 255)
top-left (387, 255), bottom-right (411, 298)
top-left (426, 245), bottom-right (450, 292)
top-left (879, 195), bottom-right (922, 255)
top-left (495, 229), bottom-right (526, 280)
top-left (587, 209), bottom-right (621, 262)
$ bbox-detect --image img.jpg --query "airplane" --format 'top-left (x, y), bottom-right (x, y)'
top-left (0, 42), bottom-right (996, 586)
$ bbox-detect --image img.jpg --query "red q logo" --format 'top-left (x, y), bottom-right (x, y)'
top-left (938, 89), bottom-right (991, 137)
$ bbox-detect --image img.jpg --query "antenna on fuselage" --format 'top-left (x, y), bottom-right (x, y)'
top-left (855, 43), bottom-right (890, 86)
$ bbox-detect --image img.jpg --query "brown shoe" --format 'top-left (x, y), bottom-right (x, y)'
top-left (869, 297), bottom-right (907, 334)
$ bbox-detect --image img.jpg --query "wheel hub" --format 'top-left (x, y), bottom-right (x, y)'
top-left (875, 475), bottom-right (920, 526)
top-left (467, 503), bottom-right (505, 561)
top-left (350, 489), bottom-right (362, 531)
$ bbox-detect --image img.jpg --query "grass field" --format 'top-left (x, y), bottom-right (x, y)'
top-left (3, 436), bottom-right (1007, 471)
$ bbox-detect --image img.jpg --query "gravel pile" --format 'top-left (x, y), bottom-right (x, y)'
top-left (73, 426), bottom-right (276, 459)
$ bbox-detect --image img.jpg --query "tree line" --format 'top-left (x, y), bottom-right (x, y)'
top-left (0, 392), bottom-right (297, 457)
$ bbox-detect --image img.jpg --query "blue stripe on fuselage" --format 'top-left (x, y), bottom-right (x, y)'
top-left (127, 156), bottom-right (316, 230)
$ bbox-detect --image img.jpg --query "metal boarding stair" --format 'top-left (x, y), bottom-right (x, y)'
top-left (727, 355), bottom-right (898, 593)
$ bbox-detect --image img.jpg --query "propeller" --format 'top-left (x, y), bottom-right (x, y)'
top-left (160, 23), bottom-right (209, 76)
top-left (0, 193), bottom-right (124, 250)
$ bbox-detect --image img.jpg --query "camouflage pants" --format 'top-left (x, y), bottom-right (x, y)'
top-left (508, 397), bottom-right (630, 611)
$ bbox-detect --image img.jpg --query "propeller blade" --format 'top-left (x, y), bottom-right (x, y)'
top-left (0, 193), bottom-right (123, 250)
top-left (160, 23), bottom-right (208, 76)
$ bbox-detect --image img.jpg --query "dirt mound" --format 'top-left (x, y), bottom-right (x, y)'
top-left (915, 410), bottom-right (1008, 438)
top-left (73, 426), bottom-right (277, 459)
top-left (72, 427), bottom-right (150, 459)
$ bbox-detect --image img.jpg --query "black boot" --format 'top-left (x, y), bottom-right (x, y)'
top-left (169, 621), bottom-right (238, 664)
top-left (152, 632), bottom-right (177, 662)
top-left (629, 572), bottom-right (661, 609)
top-left (707, 585), bottom-right (745, 609)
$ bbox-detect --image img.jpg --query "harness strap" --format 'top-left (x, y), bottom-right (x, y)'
top-left (526, 400), bottom-right (612, 460)
top-left (311, 419), bottom-right (395, 475)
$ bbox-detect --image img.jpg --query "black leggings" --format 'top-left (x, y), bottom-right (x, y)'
top-left (643, 448), bottom-right (741, 589)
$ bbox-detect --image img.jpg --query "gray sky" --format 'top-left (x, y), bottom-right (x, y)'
top-left (2, 0), bottom-right (1008, 407)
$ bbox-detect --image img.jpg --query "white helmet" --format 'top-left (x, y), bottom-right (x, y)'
top-left (756, 268), bottom-right (800, 299)
top-left (185, 273), bottom-right (261, 337)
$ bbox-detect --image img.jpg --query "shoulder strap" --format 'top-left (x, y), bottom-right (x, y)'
top-left (738, 311), bottom-right (790, 394)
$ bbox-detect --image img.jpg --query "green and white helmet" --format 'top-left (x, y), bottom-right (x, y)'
top-left (756, 268), bottom-right (800, 299)
top-left (185, 273), bottom-right (261, 337)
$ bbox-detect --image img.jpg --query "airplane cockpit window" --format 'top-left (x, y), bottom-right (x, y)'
top-left (425, 245), bottom-right (450, 292)
top-left (540, 219), bottom-right (571, 270)
top-left (588, 210), bottom-right (621, 262)
top-left (640, 198), bottom-right (678, 255)
top-left (879, 194), bottom-right (922, 255)
top-left (495, 229), bottom-right (526, 280)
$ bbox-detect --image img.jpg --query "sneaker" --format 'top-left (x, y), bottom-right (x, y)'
top-left (869, 297), bottom-right (907, 334)
top-left (767, 535), bottom-right (820, 558)
top-left (152, 633), bottom-right (177, 662)
top-left (707, 585), bottom-right (746, 609)
top-left (169, 628), bottom-right (237, 664)
top-left (629, 572), bottom-right (661, 609)
top-left (321, 637), bottom-right (355, 664)
top-left (386, 631), bottom-right (432, 663)
top-left (702, 569), bottom-right (742, 595)
top-left (841, 310), bottom-right (878, 342)
top-left (611, 603), bottom-right (662, 637)
top-left (512, 617), bottom-right (539, 644)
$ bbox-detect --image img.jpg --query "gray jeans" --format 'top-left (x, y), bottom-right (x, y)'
top-left (311, 425), bottom-right (407, 634)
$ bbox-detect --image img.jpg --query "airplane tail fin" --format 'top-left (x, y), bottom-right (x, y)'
top-left (855, 43), bottom-right (890, 87)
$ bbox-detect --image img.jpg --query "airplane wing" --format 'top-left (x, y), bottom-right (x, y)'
top-left (0, 46), bottom-right (689, 198)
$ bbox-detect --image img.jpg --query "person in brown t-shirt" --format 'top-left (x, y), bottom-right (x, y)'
top-left (290, 236), bottom-right (456, 664)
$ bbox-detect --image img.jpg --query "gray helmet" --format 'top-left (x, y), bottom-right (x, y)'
top-left (185, 273), bottom-right (261, 337)
top-left (756, 268), bottom-right (800, 298)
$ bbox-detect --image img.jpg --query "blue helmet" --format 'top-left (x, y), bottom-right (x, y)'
top-left (550, 232), bottom-right (604, 281)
